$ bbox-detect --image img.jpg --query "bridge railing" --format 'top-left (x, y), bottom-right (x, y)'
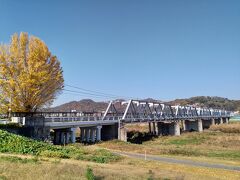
top-left (44, 115), bottom-right (122, 123)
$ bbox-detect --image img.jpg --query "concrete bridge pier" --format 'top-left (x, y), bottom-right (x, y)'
top-left (157, 122), bottom-right (180, 136)
top-left (148, 122), bottom-right (157, 135)
top-left (211, 118), bottom-right (215, 125)
top-left (222, 117), bottom-right (229, 124)
top-left (85, 128), bottom-right (90, 142)
top-left (90, 128), bottom-right (96, 142)
top-left (148, 122), bottom-right (152, 133)
top-left (153, 122), bottom-right (157, 135)
top-left (184, 119), bottom-right (203, 132)
top-left (80, 126), bottom-right (101, 143)
top-left (80, 127), bottom-right (85, 142)
top-left (54, 128), bottom-right (76, 145)
top-left (118, 126), bottom-right (127, 142)
top-left (70, 128), bottom-right (76, 143)
top-left (220, 118), bottom-right (223, 124)
top-left (96, 126), bottom-right (102, 141)
top-left (170, 122), bottom-right (180, 136)
top-left (182, 120), bottom-right (186, 131)
top-left (86, 128), bottom-right (91, 142)
top-left (220, 118), bottom-right (224, 124)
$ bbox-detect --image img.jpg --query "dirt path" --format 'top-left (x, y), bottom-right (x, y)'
top-left (114, 151), bottom-right (240, 171)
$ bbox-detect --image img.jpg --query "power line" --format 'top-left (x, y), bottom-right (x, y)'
top-left (61, 91), bottom-right (108, 99)
top-left (65, 84), bottom-right (120, 97)
top-left (63, 89), bottom-right (121, 99)
top-left (64, 84), bottom-right (138, 100)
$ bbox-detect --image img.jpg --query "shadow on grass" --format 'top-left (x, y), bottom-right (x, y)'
top-left (128, 131), bottom-right (156, 144)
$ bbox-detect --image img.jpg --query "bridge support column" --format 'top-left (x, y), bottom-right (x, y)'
top-left (169, 122), bottom-right (180, 136)
top-left (223, 117), bottom-right (229, 124)
top-left (220, 118), bottom-right (223, 124)
top-left (184, 120), bottom-right (203, 132)
top-left (89, 128), bottom-right (93, 142)
top-left (155, 122), bottom-right (159, 135)
top-left (182, 120), bottom-right (186, 131)
top-left (96, 126), bottom-right (102, 141)
top-left (211, 118), bottom-right (215, 126)
top-left (148, 122), bottom-right (152, 133)
top-left (60, 131), bottom-right (65, 145)
top-left (86, 128), bottom-right (91, 142)
top-left (65, 131), bottom-right (70, 144)
top-left (90, 128), bottom-right (96, 142)
top-left (118, 127), bottom-right (127, 142)
top-left (80, 128), bottom-right (85, 142)
top-left (53, 129), bottom-right (71, 145)
top-left (152, 122), bottom-right (156, 135)
top-left (197, 119), bottom-right (203, 132)
top-left (71, 128), bottom-right (76, 143)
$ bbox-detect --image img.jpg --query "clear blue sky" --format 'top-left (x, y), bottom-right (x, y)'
top-left (0, 0), bottom-right (240, 106)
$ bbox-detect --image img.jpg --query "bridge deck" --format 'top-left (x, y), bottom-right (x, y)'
top-left (11, 99), bottom-right (232, 129)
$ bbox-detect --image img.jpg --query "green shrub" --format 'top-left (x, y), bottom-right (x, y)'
top-left (0, 130), bottom-right (119, 163)
top-left (128, 131), bottom-right (154, 144)
top-left (0, 175), bottom-right (7, 180)
top-left (85, 167), bottom-right (95, 180)
top-left (39, 150), bottom-right (70, 158)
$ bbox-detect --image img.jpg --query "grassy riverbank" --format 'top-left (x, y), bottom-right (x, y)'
top-left (97, 122), bottom-right (240, 163)
top-left (0, 129), bottom-right (119, 163)
top-left (1, 122), bottom-right (240, 179)
top-left (1, 152), bottom-right (240, 180)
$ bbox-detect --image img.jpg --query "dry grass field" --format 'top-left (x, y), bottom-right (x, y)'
top-left (209, 122), bottom-right (240, 133)
top-left (1, 121), bottom-right (240, 180)
top-left (1, 153), bottom-right (240, 180)
top-left (98, 122), bottom-right (240, 164)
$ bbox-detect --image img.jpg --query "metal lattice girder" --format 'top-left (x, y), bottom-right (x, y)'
top-left (102, 101), bottom-right (119, 120)
top-left (102, 99), bottom-right (232, 123)
top-left (151, 103), bottom-right (163, 119)
top-left (161, 104), bottom-right (174, 118)
top-left (122, 100), bottom-right (136, 121)
top-left (172, 105), bottom-right (188, 117)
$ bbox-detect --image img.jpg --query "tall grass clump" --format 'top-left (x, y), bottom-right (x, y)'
top-left (209, 123), bottom-right (240, 133)
top-left (85, 166), bottom-right (95, 180)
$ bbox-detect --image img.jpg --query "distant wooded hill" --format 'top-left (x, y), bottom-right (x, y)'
top-left (168, 96), bottom-right (240, 111)
top-left (49, 96), bottom-right (240, 112)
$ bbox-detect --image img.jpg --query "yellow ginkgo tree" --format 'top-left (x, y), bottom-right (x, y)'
top-left (0, 32), bottom-right (64, 112)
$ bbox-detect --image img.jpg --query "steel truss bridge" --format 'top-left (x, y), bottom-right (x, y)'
top-left (11, 99), bottom-right (232, 144)
top-left (102, 100), bottom-right (231, 122)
